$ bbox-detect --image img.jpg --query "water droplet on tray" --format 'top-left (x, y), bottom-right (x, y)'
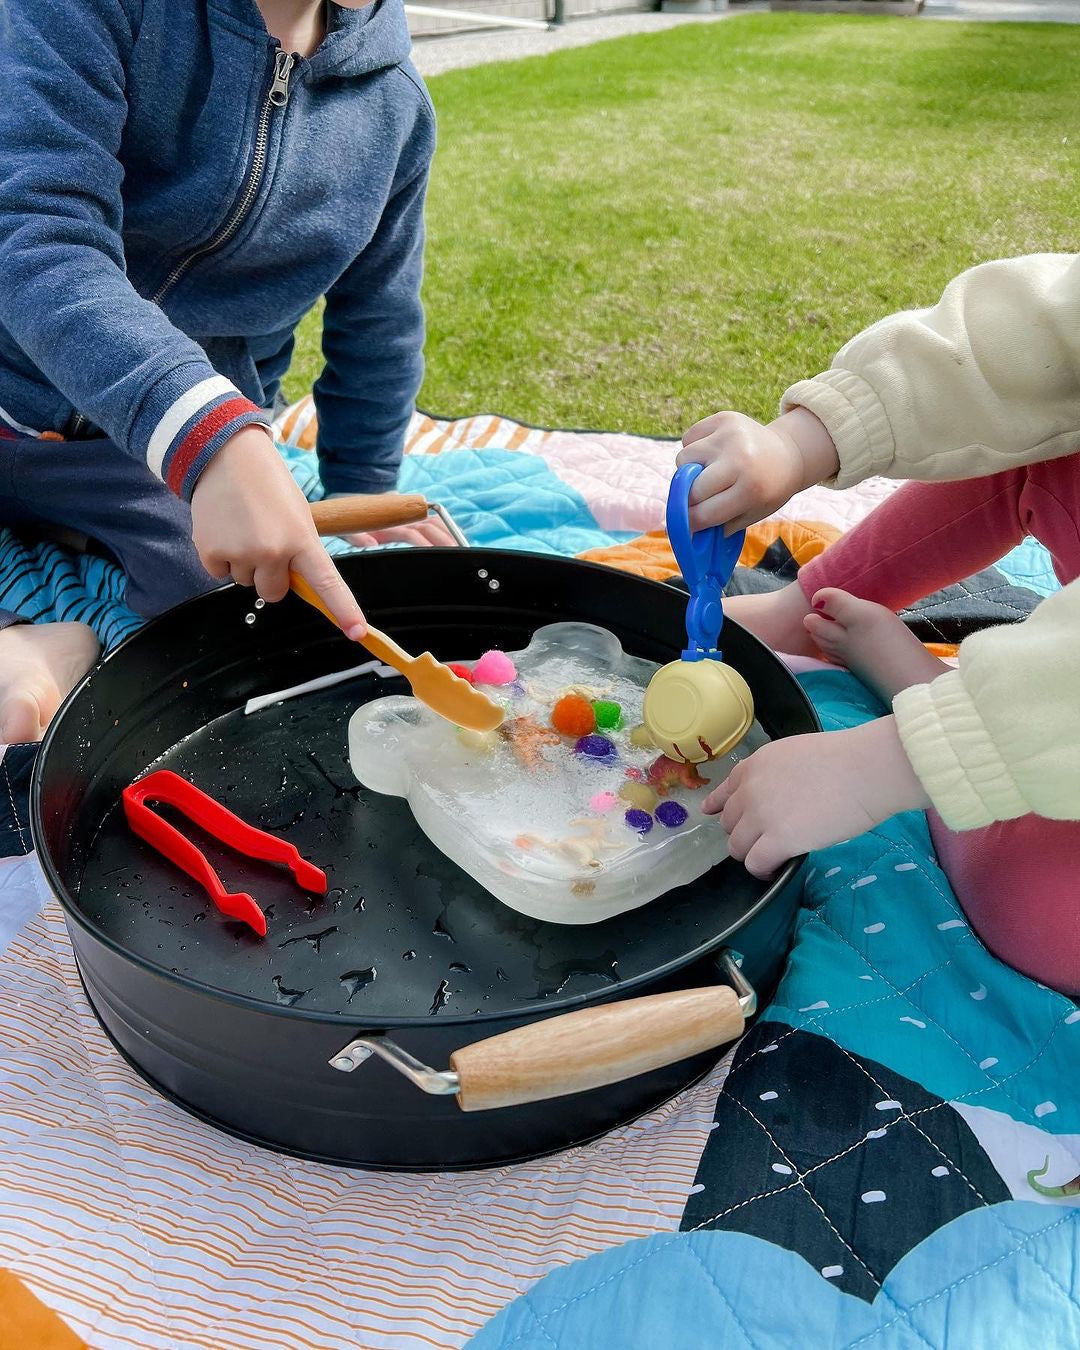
top-left (531, 953), bottom-right (621, 999)
top-left (272, 976), bottom-right (308, 1007)
top-left (402, 950), bottom-right (416, 961)
top-left (278, 925), bottom-right (338, 953)
top-left (429, 980), bottom-right (452, 1015)
top-left (340, 967), bottom-right (377, 1002)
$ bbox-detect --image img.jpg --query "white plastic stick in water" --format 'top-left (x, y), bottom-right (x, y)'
top-left (244, 661), bottom-right (398, 715)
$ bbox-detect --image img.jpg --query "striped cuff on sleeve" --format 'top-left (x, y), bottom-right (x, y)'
top-left (145, 376), bottom-right (272, 500)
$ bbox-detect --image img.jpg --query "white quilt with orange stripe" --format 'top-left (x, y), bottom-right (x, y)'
top-left (0, 853), bottom-right (731, 1350)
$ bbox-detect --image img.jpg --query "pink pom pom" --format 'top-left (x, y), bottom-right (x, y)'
top-left (472, 650), bottom-right (517, 685)
top-left (624, 767), bottom-right (644, 781)
top-left (589, 791), bottom-right (619, 813)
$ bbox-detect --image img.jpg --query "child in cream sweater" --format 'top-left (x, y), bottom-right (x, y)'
top-left (680, 253), bottom-right (1080, 995)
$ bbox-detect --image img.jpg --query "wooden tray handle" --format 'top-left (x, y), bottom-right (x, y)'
top-left (450, 985), bottom-right (745, 1113)
top-left (310, 493), bottom-right (429, 536)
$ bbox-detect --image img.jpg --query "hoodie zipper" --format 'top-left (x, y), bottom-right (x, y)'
top-left (65, 49), bottom-right (295, 441)
top-left (150, 48), bottom-right (296, 307)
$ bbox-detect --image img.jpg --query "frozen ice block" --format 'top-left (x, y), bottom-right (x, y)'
top-left (349, 623), bottom-right (766, 925)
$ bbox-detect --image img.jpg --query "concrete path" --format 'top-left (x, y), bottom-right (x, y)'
top-left (923, 1), bottom-right (1078, 22)
top-left (410, 0), bottom-right (1078, 78)
top-left (411, 9), bottom-right (745, 77)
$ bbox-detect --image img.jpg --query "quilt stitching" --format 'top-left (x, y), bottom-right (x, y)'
top-left (521, 1300), bottom-right (561, 1350)
top-left (805, 901), bottom-right (1070, 1127)
top-left (689, 1051), bottom-right (997, 1308)
top-left (682, 1244), bottom-right (761, 1350)
top-left (846, 1212), bottom-right (1074, 1348)
top-left (674, 792), bottom-right (1071, 1309)
top-left (511, 1038), bottom-right (1067, 1346)
top-left (824, 1043), bottom-right (993, 1207)
top-left (2, 755), bottom-right (27, 855)
top-left (699, 1091), bottom-right (887, 1287)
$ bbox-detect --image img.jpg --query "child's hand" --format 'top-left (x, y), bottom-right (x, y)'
top-left (677, 407), bottom-right (840, 534)
top-left (190, 428), bottom-right (367, 639)
top-left (704, 718), bottom-right (929, 877)
top-left (341, 516), bottom-right (459, 550)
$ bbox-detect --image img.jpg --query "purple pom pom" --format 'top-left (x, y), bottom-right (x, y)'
top-left (656, 800), bottom-right (689, 829)
top-left (575, 734), bottom-right (617, 760)
top-left (624, 808), bottom-right (653, 834)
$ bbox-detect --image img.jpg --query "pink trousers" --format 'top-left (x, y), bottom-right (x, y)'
top-left (799, 453), bottom-right (1080, 996)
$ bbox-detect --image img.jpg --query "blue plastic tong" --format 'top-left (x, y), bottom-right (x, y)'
top-left (666, 463), bottom-right (745, 662)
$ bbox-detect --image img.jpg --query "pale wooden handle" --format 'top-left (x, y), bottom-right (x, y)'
top-left (450, 985), bottom-right (745, 1112)
top-left (310, 493), bottom-right (429, 536)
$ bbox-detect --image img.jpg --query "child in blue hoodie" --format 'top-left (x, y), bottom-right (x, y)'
top-left (0, 0), bottom-right (435, 741)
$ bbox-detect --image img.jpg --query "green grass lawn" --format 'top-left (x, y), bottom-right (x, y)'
top-left (286, 12), bottom-right (1079, 434)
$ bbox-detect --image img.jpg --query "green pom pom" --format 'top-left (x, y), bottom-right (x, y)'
top-left (593, 699), bottom-right (623, 731)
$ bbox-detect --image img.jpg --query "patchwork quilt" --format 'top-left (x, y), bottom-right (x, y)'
top-left (0, 403), bottom-right (1074, 1349)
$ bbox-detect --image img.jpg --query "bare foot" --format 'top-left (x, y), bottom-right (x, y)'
top-left (803, 588), bottom-right (948, 702)
top-left (724, 583), bottom-right (818, 657)
top-left (0, 622), bottom-right (99, 743)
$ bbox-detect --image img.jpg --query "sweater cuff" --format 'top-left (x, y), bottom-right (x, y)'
top-left (0, 610), bottom-right (29, 632)
top-left (780, 369), bottom-right (896, 489)
top-left (893, 672), bottom-right (1031, 830)
top-left (132, 368), bottom-right (273, 501)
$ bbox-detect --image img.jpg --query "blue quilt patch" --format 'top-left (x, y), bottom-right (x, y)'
top-left (469, 1202), bottom-right (1080, 1348)
top-left (397, 449), bottom-right (632, 556)
top-left (996, 536), bottom-right (1059, 598)
top-left (286, 444), bottom-right (631, 557)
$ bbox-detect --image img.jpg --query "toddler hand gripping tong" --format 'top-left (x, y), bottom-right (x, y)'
top-left (642, 463), bottom-right (755, 764)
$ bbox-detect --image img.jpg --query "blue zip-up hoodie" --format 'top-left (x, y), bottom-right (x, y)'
top-left (0, 0), bottom-right (434, 500)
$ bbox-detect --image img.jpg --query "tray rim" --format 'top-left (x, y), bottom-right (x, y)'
top-left (32, 549), bottom-right (820, 1029)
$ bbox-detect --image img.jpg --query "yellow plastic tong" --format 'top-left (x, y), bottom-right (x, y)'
top-left (292, 496), bottom-right (504, 734)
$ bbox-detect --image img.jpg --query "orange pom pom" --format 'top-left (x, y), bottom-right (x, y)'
top-left (551, 694), bottom-right (596, 738)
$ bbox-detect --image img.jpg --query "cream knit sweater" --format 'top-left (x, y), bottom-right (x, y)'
top-left (780, 253), bottom-right (1080, 831)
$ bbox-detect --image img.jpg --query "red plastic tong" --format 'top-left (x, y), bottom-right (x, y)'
top-left (121, 769), bottom-right (327, 937)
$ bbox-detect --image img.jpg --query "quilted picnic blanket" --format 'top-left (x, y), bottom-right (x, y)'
top-left (0, 403), bottom-right (1076, 1349)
